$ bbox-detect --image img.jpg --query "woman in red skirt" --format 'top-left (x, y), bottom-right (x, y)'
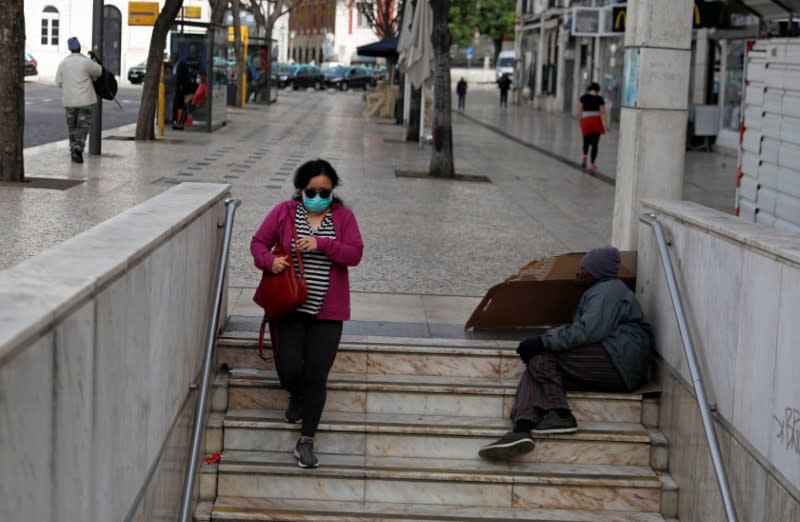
top-left (578, 82), bottom-right (608, 172)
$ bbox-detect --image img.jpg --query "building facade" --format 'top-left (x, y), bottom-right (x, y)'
top-left (332, 0), bottom-right (385, 65)
top-left (288, 0), bottom-right (337, 63)
top-left (513, 0), bottom-right (765, 149)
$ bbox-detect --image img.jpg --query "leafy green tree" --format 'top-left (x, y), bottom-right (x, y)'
top-left (448, 0), bottom-right (478, 49)
top-left (477, 0), bottom-right (515, 63)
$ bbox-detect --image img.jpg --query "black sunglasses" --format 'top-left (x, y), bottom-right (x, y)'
top-left (304, 188), bottom-right (332, 199)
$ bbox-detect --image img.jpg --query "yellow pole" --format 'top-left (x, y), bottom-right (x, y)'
top-left (158, 61), bottom-right (166, 136)
top-left (242, 37), bottom-right (248, 107)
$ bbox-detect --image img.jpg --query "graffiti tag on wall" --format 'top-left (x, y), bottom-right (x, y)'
top-left (773, 407), bottom-right (800, 455)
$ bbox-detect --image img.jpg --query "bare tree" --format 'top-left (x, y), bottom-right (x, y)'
top-left (0, 0), bottom-right (25, 182)
top-left (355, 0), bottom-right (402, 38)
top-left (428, 0), bottom-right (454, 177)
top-left (256, 0), bottom-right (305, 104)
top-left (135, 0), bottom-right (185, 140)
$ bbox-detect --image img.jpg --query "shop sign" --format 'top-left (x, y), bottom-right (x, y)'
top-left (128, 1), bottom-right (159, 26)
top-left (181, 6), bottom-right (202, 19)
top-left (609, 1), bottom-right (727, 34)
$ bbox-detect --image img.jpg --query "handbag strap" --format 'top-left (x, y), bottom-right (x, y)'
top-left (289, 206), bottom-right (306, 280)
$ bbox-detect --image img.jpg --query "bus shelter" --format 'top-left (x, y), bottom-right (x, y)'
top-left (166, 21), bottom-right (229, 131)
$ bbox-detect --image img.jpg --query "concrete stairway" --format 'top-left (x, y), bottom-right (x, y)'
top-left (196, 334), bottom-right (678, 521)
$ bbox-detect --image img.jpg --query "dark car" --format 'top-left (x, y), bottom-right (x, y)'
top-left (325, 66), bottom-right (376, 91)
top-left (128, 62), bottom-right (146, 84)
top-left (24, 53), bottom-right (38, 76)
top-left (291, 65), bottom-right (324, 90)
top-left (275, 64), bottom-right (298, 88)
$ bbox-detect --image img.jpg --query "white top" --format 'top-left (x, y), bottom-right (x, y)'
top-left (55, 54), bottom-right (103, 108)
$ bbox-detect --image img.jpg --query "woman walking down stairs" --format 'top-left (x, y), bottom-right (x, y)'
top-left (193, 330), bottom-right (679, 522)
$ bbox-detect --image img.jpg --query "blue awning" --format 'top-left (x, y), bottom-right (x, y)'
top-left (356, 36), bottom-right (398, 58)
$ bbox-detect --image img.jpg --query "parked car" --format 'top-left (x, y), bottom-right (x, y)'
top-left (275, 64), bottom-right (298, 88)
top-left (24, 53), bottom-right (38, 76)
top-left (291, 64), bottom-right (324, 90)
top-left (128, 61), bottom-right (146, 84)
top-left (325, 66), bottom-right (376, 91)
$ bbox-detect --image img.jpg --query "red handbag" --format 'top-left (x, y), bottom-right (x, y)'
top-left (255, 209), bottom-right (307, 360)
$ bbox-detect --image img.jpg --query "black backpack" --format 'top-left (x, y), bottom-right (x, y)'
top-left (93, 67), bottom-right (118, 101)
top-left (89, 52), bottom-right (119, 101)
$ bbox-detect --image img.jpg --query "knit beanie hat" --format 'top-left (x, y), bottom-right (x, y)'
top-left (580, 246), bottom-right (621, 281)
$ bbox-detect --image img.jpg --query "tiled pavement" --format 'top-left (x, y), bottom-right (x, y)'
top-left (3, 87), bottom-right (738, 332)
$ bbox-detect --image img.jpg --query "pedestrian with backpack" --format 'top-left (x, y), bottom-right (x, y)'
top-left (56, 37), bottom-right (102, 164)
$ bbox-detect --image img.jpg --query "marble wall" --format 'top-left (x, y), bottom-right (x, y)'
top-left (637, 199), bottom-right (800, 520)
top-left (0, 183), bottom-right (230, 522)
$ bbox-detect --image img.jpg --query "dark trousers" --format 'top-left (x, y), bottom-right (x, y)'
top-left (582, 133), bottom-right (601, 162)
top-left (500, 91), bottom-right (508, 107)
top-left (511, 345), bottom-right (627, 423)
top-left (270, 312), bottom-right (343, 437)
top-left (457, 93), bottom-right (465, 110)
top-left (65, 106), bottom-right (93, 154)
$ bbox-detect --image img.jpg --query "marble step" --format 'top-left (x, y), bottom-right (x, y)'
top-left (217, 450), bottom-right (664, 513)
top-left (228, 369), bottom-right (645, 424)
top-left (223, 408), bottom-right (656, 467)
top-left (216, 335), bottom-right (527, 380)
top-left (208, 496), bottom-right (669, 521)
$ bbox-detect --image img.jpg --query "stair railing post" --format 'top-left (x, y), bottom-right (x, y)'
top-left (178, 197), bottom-right (241, 522)
top-left (640, 212), bottom-right (738, 522)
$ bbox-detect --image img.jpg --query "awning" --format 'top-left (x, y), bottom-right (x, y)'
top-left (734, 0), bottom-right (800, 18)
top-left (356, 36), bottom-right (399, 58)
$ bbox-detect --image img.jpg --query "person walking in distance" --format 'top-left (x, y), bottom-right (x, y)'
top-left (250, 159), bottom-right (364, 468)
top-left (55, 37), bottom-right (102, 164)
top-left (497, 73), bottom-right (512, 108)
top-left (578, 82), bottom-right (608, 172)
top-left (456, 77), bottom-right (467, 111)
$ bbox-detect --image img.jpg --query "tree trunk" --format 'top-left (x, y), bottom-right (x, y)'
top-left (135, 0), bottom-right (184, 140)
top-left (264, 24), bottom-right (273, 104)
top-left (493, 38), bottom-right (502, 65)
top-left (210, 0), bottom-right (228, 25)
top-left (428, 0), bottom-right (454, 177)
top-left (232, 0), bottom-right (246, 107)
top-left (0, 0), bottom-right (25, 182)
top-left (405, 86), bottom-right (421, 141)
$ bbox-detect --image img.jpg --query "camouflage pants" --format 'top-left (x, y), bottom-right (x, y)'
top-left (65, 106), bottom-right (93, 154)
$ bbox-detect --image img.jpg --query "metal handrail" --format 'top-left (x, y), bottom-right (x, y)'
top-left (178, 197), bottom-right (241, 522)
top-left (640, 212), bottom-right (738, 522)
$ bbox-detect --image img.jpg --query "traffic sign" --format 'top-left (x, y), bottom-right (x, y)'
top-left (128, 1), bottom-right (159, 26)
top-left (466, 47), bottom-right (474, 59)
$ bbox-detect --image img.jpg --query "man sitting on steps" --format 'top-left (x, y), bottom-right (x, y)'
top-left (479, 245), bottom-right (653, 460)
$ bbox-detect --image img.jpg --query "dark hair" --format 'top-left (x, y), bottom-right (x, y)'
top-left (587, 82), bottom-right (601, 93)
top-left (292, 159), bottom-right (344, 205)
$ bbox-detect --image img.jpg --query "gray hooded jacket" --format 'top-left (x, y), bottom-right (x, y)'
top-left (541, 278), bottom-right (652, 390)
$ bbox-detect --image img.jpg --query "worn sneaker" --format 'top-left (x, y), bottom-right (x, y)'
top-left (478, 431), bottom-right (535, 460)
top-left (294, 436), bottom-right (319, 468)
top-left (531, 410), bottom-right (578, 435)
top-left (284, 395), bottom-right (302, 424)
top-left (71, 151), bottom-right (83, 164)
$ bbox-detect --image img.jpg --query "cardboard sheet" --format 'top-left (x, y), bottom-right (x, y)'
top-left (465, 251), bottom-right (637, 330)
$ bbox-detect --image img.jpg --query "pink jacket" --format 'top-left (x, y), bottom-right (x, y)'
top-left (250, 200), bottom-right (363, 320)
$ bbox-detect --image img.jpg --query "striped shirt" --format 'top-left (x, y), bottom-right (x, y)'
top-left (292, 203), bottom-right (335, 315)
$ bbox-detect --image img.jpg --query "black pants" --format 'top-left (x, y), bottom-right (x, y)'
top-left (457, 93), bottom-right (465, 110)
top-left (270, 312), bottom-right (343, 437)
top-left (500, 91), bottom-right (508, 107)
top-left (582, 133), bottom-right (601, 163)
top-left (510, 345), bottom-right (628, 423)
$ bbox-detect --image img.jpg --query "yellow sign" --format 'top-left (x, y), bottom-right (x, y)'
top-left (128, 1), bottom-right (159, 26)
top-left (181, 6), bottom-right (202, 19)
top-left (227, 25), bottom-right (249, 43)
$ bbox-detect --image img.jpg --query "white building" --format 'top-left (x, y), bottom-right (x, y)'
top-left (332, 0), bottom-right (386, 65)
top-left (24, 1), bottom-right (289, 82)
